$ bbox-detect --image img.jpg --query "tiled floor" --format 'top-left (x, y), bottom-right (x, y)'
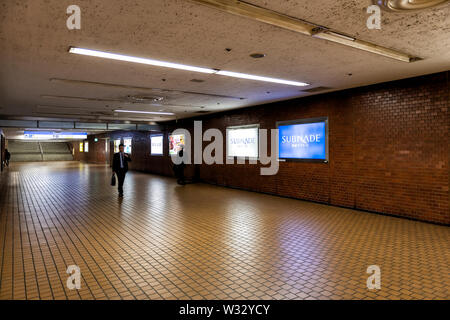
top-left (0, 161), bottom-right (448, 300)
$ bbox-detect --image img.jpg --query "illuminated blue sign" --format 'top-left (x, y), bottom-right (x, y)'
top-left (24, 131), bottom-right (88, 140)
top-left (278, 119), bottom-right (327, 160)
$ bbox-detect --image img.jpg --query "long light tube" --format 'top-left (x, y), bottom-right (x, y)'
top-left (312, 32), bottom-right (413, 62)
top-left (216, 70), bottom-right (309, 87)
top-left (114, 109), bottom-right (175, 115)
top-left (69, 47), bottom-right (215, 74)
top-left (69, 47), bottom-right (309, 87)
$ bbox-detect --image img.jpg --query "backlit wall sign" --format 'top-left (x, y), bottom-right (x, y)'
top-left (24, 131), bottom-right (87, 140)
top-left (79, 142), bottom-right (83, 152)
top-left (124, 138), bottom-right (132, 154)
top-left (226, 124), bottom-right (259, 158)
top-left (84, 142), bottom-right (89, 152)
top-left (150, 135), bottom-right (163, 155)
top-left (169, 134), bottom-right (185, 155)
top-left (58, 132), bottom-right (88, 139)
top-left (114, 139), bottom-right (121, 153)
top-left (277, 117), bottom-right (328, 162)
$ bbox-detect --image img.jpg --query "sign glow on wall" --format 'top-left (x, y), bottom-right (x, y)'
top-left (277, 117), bottom-right (328, 161)
top-left (57, 132), bottom-right (88, 139)
top-left (151, 135), bottom-right (163, 155)
top-left (114, 139), bottom-right (121, 153)
top-left (124, 138), bottom-right (132, 154)
top-left (226, 124), bottom-right (259, 158)
top-left (169, 134), bottom-right (185, 155)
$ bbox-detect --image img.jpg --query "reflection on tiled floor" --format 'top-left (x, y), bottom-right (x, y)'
top-left (0, 161), bottom-right (448, 300)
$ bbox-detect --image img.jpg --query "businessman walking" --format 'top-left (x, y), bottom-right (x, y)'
top-left (112, 143), bottom-right (131, 197)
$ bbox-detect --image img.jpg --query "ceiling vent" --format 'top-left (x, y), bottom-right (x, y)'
top-left (125, 95), bottom-right (164, 103)
top-left (373, 0), bottom-right (449, 12)
top-left (301, 86), bottom-right (333, 93)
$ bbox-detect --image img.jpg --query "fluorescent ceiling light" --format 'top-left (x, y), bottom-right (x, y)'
top-left (312, 31), bottom-right (413, 62)
top-left (188, 0), bottom-right (418, 63)
top-left (69, 47), bottom-right (215, 74)
top-left (324, 31), bottom-right (355, 42)
top-left (216, 70), bottom-right (309, 87)
top-left (69, 47), bottom-right (309, 87)
top-left (114, 109), bottom-right (175, 116)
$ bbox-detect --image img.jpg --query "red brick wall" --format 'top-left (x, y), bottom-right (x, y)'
top-left (106, 131), bottom-right (174, 176)
top-left (72, 135), bottom-right (109, 164)
top-left (85, 71), bottom-right (449, 224)
top-left (71, 141), bottom-right (85, 161)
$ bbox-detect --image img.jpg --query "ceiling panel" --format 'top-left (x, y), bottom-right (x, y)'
top-left (0, 0), bottom-right (449, 124)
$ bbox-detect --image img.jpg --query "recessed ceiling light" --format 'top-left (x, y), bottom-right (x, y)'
top-left (374, 0), bottom-right (449, 11)
top-left (69, 47), bottom-right (309, 87)
top-left (250, 53), bottom-right (266, 58)
top-left (114, 109), bottom-right (175, 115)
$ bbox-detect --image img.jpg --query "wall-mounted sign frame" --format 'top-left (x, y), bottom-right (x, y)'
top-left (226, 124), bottom-right (260, 159)
top-left (276, 117), bottom-right (328, 163)
top-left (123, 138), bottom-right (132, 154)
top-left (114, 139), bottom-right (121, 153)
top-left (150, 134), bottom-right (164, 156)
top-left (169, 134), bottom-right (185, 156)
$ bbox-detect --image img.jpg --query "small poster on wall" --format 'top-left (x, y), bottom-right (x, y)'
top-left (226, 124), bottom-right (259, 158)
top-left (114, 139), bottom-right (121, 153)
top-left (124, 138), bottom-right (132, 154)
top-left (169, 134), bottom-right (185, 155)
top-left (151, 135), bottom-right (163, 155)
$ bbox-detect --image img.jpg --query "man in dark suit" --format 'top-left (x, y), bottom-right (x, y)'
top-left (112, 143), bottom-right (131, 197)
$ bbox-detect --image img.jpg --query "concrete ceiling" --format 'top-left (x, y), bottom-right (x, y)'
top-left (0, 0), bottom-right (449, 124)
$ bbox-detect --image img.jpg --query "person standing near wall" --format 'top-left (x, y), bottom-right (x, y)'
top-left (112, 143), bottom-right (131, 197)
top-left (4, 148), bottom-right (10, 167)
top-left (173, 146), bottom-right (186, 185)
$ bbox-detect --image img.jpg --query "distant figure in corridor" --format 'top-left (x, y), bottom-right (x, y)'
top-left (112, 143), bottom-right (131, 197)
top-left (173, 146), bottom-right (185, 185)
top-left (4, 148), bottom-right (11, 167)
